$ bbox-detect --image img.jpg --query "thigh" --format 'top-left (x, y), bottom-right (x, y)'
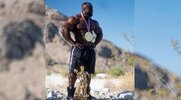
top-left (69, 55), bottom-right (82, 73)
top-left (84, 49), bottom-right (96, 74)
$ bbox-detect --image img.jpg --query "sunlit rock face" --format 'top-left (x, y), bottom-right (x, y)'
top-left (0, 0), bottom-right (45, 100)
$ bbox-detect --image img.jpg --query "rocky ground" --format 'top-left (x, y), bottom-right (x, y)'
top-left (45, 73), bottom-right (134, 100)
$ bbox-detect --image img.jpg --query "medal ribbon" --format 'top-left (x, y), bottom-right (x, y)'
top-left (81, 13), bottom-right (90, 32)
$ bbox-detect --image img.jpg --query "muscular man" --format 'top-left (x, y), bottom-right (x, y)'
top-left (61, 2), bottom-right (103, 99)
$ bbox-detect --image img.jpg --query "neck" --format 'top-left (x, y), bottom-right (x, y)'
top-left (81, 13), bottom-right (89, 20)
top-left (84, 16), bottom-right (89, 21)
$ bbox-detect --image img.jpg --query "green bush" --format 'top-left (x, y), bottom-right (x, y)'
top-left (177, 82), bottom-right (181, 90)
top-left (157, 88), bottom-right (169, 96)
top-left (108, 67), bottom-right (124, 77)
top-left (177, 82), bottom-right (181, 95)
top-left (95, 68), bottom-right (106, 74)
top-left (127, 56), bottom-right (135, 67)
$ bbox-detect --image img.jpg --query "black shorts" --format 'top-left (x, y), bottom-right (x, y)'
top-left (69, 46), bottom-right (96, 74)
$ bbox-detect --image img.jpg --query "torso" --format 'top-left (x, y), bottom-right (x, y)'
top-left (72, 14), bottom-right (96, 47)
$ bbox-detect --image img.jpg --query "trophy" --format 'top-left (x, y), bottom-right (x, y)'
top-left (75, 66), bottom-right (90, 99)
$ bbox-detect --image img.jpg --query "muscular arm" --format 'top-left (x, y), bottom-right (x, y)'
top-left (94, 21), bottom-right (103, 46)
top-left (61, 17), bottom-right (78, 45)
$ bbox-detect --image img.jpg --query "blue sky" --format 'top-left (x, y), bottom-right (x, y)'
top-left (135, 0), bottom-right (181, 76)
top-left (45, 0), bottom-right (181, 76)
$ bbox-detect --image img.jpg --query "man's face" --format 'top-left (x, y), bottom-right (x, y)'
top-left (82, 4), bottom-right (93, 18)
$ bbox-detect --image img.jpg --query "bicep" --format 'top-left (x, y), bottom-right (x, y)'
top-left (94, 21), bottom-right (103, 35)
top-left (95, 26), bottom-right (102, 34)
top-left (61, 23), bottom-right (74, 34)
top-left (61, 16), bottom-right (78, 33)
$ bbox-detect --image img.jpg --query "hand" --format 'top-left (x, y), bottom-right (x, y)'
top-left (89, 43), bottom-right (96, 48)
top-left (74, 69), bottom-right (78, 73)
top-left (73, 43), bottom-right (84, 49)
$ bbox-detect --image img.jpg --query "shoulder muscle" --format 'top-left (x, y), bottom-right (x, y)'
top-left (67, 16), bottom-right (79, 25)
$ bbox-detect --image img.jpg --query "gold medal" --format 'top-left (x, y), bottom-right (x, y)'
top-left (81, 13), bottom-right (93, 42)
top-left (84, 32), bottom-right (93, 42)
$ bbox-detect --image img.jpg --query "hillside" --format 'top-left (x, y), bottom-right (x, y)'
top-left (135, 55), bottom-right (181, 99)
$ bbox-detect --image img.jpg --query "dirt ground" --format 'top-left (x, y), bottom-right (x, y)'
top-left (45, 72), bottom-right (134, 96)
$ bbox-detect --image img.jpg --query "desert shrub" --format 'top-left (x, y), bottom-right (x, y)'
top-left (177, 82), bottom-right (181, 96)
top-left (108, 67), bottom-right (124, 77)
top-left (127, 56), bottom-right (135, 67)
top-left (177, 82), bottom-right (181, 90)
top-left (140, 89), bottom-right (154, 98)
top-left (178, 95), bottom-right (181, 100)
top-left (91, 68), bottom-right (107, 77)
top-left (95, 68), bottom-right (106, 74)
top-left (157, 88), bottom-right (169, 96)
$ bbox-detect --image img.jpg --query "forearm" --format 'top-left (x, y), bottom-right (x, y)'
top-left (63, 34), bottom-right (75, 45)
top-left (61, 27), bottom-right (75, 45)
top-left (61, 16), bottom-right (79, 46)
top-left (94, 32), bottom-right (103, 46)
top-left (94, 20), bottom-right (103, 46)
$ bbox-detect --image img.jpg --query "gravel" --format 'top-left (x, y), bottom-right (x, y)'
top-left (46, 89), bottom-right (134, 100)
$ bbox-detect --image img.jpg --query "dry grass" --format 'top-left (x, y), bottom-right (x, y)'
top-left (117, 72), bottom-right (134, 92)
top-left (104, 72), bottom-right (134, 93)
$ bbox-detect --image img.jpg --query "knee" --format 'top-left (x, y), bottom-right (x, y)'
top-left (69, 72), bottom-right (77, 81)
top-left (69, 71), bottom-right (77, 77)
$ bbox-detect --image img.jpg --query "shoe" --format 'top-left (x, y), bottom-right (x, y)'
top-left (67, 86), bottom-right (76, 100)
top-left (87, 94), bottom-right (96, 99)
top-left (86, 87), bottom-right (95, 99)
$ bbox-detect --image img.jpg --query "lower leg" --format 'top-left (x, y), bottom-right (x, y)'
top-left (86, 75), bottom-right (91, 94)
top-left (86, 75), bottom-right (95, 99)
top-left (67, 72), bottom-right (77, 99)
top-left (68, 72), bottom-right (77, 87)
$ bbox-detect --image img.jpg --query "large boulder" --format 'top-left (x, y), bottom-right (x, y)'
top-left (135, 64), bottom-right (150, 90)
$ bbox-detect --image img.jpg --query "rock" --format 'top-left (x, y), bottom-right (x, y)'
top-left (98, 45), bottom-right (113, 58)
top-left (3, 20), bottom-right (43, 60)
top-left (24, 89), bottom-right (42, 100)
top-left (28, 1), bottom-right (45, 15)
top-left (46, 23), bottom-right (59, 42)
top-left (45, 89), bottom-right (135, 100)
top-left (135, 64), bottom-right (149, 90)
top-left (46, 90), bottom-right (63, 100)
top-left (45, 53), bottom-right (58, 66)
top-left (0, 0), bottom-right (45, 99)
top-left (0, 1), bottom-right (5, 8)
top-left (116, 91), bottom-right (134, 100)
top-left (155, 67), bottom-right (169, 85)
top-left (50, 11), bottom-right (67, 21)
top-left (98, 88), bottom-right (111, 98)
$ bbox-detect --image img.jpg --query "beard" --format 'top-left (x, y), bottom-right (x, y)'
top-left (83, 12), bottom-right (93, 18)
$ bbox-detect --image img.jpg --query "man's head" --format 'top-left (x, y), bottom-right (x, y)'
top-left (81, 2), bottom-right (93, 18)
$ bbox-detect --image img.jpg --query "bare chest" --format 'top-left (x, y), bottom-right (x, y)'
top-left (77, 19), bottom-right (95, 32)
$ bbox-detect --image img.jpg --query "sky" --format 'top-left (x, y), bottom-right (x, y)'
top-left (135, 0), bottom-right (181, 76)
top-left (45, 0), bottom-right (181, 76)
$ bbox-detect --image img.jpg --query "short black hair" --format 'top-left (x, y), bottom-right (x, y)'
top-left (82, 2), bottom-right (92, 8)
